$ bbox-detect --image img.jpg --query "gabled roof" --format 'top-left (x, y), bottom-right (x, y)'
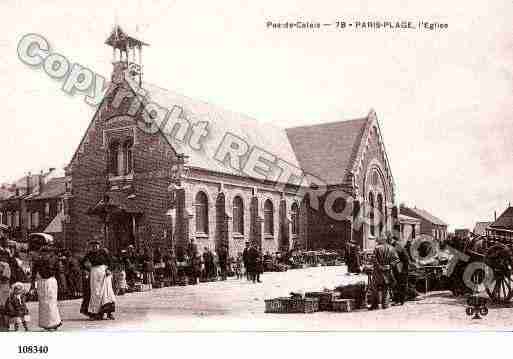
top-left (473, 221), bottom-right (492, 236)
top-left (0, 188), bottom-right (13, 200)
top-left (490, 207), bottom-right (513, 231)
top-left (135, 82), bottom-right (302, 182)
top-left (286, 118), bottom-right (368, 185)
top-left (401, 206), bottom-right (447, 226)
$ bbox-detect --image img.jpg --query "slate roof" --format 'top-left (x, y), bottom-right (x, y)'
top-left (139, 82), bottom-right (302, 182)
top-left (401, 206), bottom-right (447, 226)
top-left (489, 207), bottom-right (513, 230)
top-left (121, 75), bottom-right (377, 187)
top-left (473, 221), bottom-right (492, 236)
top-left (0, 188), bottom-right (13, 200)
top-left (286, 118), bottom-right (368, 185)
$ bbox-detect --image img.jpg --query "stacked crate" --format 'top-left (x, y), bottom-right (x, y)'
top-left (305, 291), bottom-right (341, 311)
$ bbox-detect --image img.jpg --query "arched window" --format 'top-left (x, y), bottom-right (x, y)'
top-left (123, 139), bottom-right (133, 175)
top-left (377, 193), bottom-right (384, 235)
top-left (233, 196), bottom-right (244, 234)
top-left (291, 202), bottom-right (299, 235)
top-left (368, 192), bottom-right (375, 237)
top-left (195, 192), bottom-right (209, 234)
top-left (108, 141), bottom-right (120, 175)
top-left (264, 199), bottom-right (274, 235)
top-left (32, 211), bottom-right (39, 228)
top-left (14, 211), bottom-right (19, 228)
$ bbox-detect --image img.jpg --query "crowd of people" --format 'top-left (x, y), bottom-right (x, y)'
top-left (0, 233), bottom-right (281, 331)
top-left (0, 227), bottom-right (418, 330)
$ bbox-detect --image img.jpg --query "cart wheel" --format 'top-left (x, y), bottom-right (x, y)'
top-left (479, 306), bottom-right (489, 316)
top-left (465, 307), bottom-right (473, 316)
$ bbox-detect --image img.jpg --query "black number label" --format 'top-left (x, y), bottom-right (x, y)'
top-left (18, 345), bottom-right (49, 354)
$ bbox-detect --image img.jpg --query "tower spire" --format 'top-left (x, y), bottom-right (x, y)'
top-left (105, 25), bottom-right (149, 86)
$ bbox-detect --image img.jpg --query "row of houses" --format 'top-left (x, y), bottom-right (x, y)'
top-left (0, 169), bottom-right (66, 243)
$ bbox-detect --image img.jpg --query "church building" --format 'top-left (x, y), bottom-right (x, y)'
top-left (62, 27), bottom-right (397, 257)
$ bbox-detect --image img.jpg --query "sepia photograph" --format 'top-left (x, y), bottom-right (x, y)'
top-left (0, 0), bottom-right (512, 357)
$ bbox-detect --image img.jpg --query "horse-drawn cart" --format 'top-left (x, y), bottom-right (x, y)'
top-left (448, 232), bottom-right (513, 304)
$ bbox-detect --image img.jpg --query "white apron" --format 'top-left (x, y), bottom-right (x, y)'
top-left (88, 265), bottom-right (116, 314)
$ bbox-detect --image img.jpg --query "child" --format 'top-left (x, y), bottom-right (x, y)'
top-left (234, 253), bottom-right (243, 279)
top-left (112, 258), bottom-right (127, 296)
top-left (5, 282), bottom-right (29, 331)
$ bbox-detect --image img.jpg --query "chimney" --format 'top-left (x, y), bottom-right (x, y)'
top-left (494, 211), bottom-right (497, 221)
top-left (39, 170), bottom-right (44, 194)
top-left (26, 172), bottom-right (31, 194)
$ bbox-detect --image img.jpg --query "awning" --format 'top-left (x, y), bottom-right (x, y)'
top-left (87, 191), bottom-right (142, 217)
top-left (166, 208), bottom-right (192, 218)
top-left (44, 209), bottom-right (64, 233)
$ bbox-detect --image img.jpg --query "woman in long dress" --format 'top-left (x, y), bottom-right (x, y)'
top-left (31, 246), bottom-right (62, 331)
top-left (82, 241), bottom-right (116, 320)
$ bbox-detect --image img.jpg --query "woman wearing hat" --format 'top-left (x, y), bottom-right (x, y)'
top-left (30, 246), bottom-right (62, 331)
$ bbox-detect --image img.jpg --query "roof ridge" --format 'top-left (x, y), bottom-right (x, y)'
top-left (286, 117), bottom-right (368, 131)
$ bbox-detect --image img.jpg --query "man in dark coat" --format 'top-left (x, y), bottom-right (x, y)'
top-left (345, 239), bottom-right (361, 274)
top-left (217, 245), bottom-right (228, 281)
top-left (247, 244), bottom-right (259, 283)
top-left (369, 234), bottom-right (400, 310)
top-left (242, 242), bottom-right (251, 281)
top-left (203, 247), bottom-right (215, 281)
top-left (392, 236), bottom-right (410, 305)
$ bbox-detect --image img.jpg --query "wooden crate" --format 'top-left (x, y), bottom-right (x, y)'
top-left (265, 297), bottom-right (291, 313)
top-left (288, 297), bottom-right (319, 313)
top-left (331, 299), bottom-right (355, 312)
top-left (305, 291), bottom-right (341, 311)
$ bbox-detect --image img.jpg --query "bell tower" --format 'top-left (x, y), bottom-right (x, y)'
top-left (105, 25), bottom-right (149, 86)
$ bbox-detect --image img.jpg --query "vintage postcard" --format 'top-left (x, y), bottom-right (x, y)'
top-left (0, 0), bottom-right (512, 356)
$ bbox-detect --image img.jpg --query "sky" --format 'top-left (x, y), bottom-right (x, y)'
top-left (0, 0), bottom-right (512, 230)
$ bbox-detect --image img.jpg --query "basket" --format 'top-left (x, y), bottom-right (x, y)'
top-left (305, 291), bottom-right (341, 311)
top-left (134, 283), bottom-right (152, 292)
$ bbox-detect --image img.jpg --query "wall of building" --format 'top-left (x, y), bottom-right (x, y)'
top-left (182, 169), bottom-right (301, 258)
top-left (66, 84), bottom-right (178, 254)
